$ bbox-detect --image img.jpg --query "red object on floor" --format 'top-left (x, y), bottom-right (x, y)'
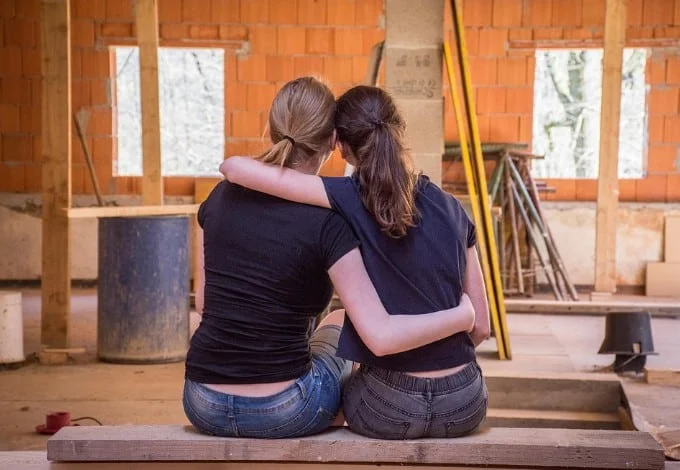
top-left (35, 411), bottom-right (71, 435)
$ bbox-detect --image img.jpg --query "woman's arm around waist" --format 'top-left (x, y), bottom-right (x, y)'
top-left (328, 248), bottom-right (475, 357)
top-left (464, 245), bottom-right (491, 347)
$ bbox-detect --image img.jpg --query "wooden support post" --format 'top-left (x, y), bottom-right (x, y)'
top-left (40, 0), bottom-right (72, 349)
top-left (135, 0), bottom-right (163, 205)
top-left (593, 0), bottom-right (627, 294)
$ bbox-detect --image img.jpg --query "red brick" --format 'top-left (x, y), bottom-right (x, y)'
top-left (533, 27), bottom-right (563, 40)
top-left (488, 115), bottom-right (519, 142)
top-left (654, 26), bottom-right (680, 38)
top-left (323, 56), bottom-right (353, 84)
top-left (334, 28), bottom-right (363, 56)
top-left (298, 0), bottom-right (326, 24)
top-left (2, 135), bottom-right (32, 162)
top-left (158, 0), bottom-right (183, 22)
top-left (72, 80), bottom-right (91, 109)
top-left (0, 163), bottom-right (25, 191)
top-left (0, 104), bottom-right (20, 133)
top-left (236, 54), bottom-right (267, 81)
top-left (160, 23), bottom-right (188, 39)
top-left (574, 179), bottom-right (597, 201)
top-left (188, 25), bottom-right (220, 39)
top-left (505, 86), bottom-right (533, 114)
top-left (105, 0), bottom-right (133, 19)
top-left (563, 28), bottom-right (593, 40)
top-left (518, 114), bottom-right (532, 143)
top-left (23, 162), bottom-right (40, 191)
top-left (163, 177), bottom-right (193, 196)
top-left (666, 57), bottom-right (680, 85)
top-left (1, 78), bottom-right (30, 104)
top-left (268, 0), bottom-right (297, 23)
top-left (647, 144), bottom-right (678, 173)
top-left (327, 0), bottom-right (355, 25)
top-left (676, 0), bottom-right (680, 26)
top-left (277, 27), bottom-right (306, 54)
top-left (475, 115), bottom-right (491, 141)
top-left (91, 79), bottom-right (111, 106)
top-left (72, 0), bottom-right (105, 18)
top-left (522, 0), bottom-right (552, 27)
top-left (463, 27), bottom-right (480, 56)
top-left (266, 55), bottom-right (295, 82)
top-left (219, 24), bottom-right (248, 40)
top-left (582, 0), bottom-right (605, 25)
top-left (212, 0), bottom-right (240, 23)
top-left (0, 47), bottom-right (22, 75)
top-left (247, 83), bottom-right (277, 111)
top-left (226, 82), bottom-right (248, 110)
top-left (89, 136), bottom-right (112, 164)
top-left (469, 58), bottom-right (497, 85)
top-left (636, 175), bottom-right (667, 201)
top-left (647, 58), bottom-right (666, 85)
top-left (664, 116), bottom-right (680, 143)
top-left (497, 57), bottom-right (527, 85)
top-left (649, 87), bottom-right (679, 115)
top-left (19, 105), bottom-right (39, 133)
top-left (362, 28), bottom-right (385, 55)
top-left (617, 178), bottom-right (636, 201)
top-left (294, 56), bottom-right (324, 76)
top-left (508, 27), bottom-right (533, 41)
top-left (71, 19), bottom-right (95, 47)
top-left (16, 0), bottom-right (38, 18)
top-left (541, 179), bottom-right (575, 201)
top-left (667, 174), bottom-right (680, 201)
top-left (100, 22), bottom-right (134, 37)
top-left (231, 110), bottom-right (263, 137)
top-left (476, 87), bottom-right (506, 114)
top-left (642, 0), bottom-right (674, 25)
top-left (306, 28), bottom-right (333, 54)
top-left (492, 0), bottom-right (522, 27)
top-left (351, 55), bottom-right (369, 83)
top-left (463, 0), bottom-right (492, 26)
top-left (648, 115), bottom-right (665, 143)
top-left (4, 19), bottom-right (36, 47)
top-left (89, 107), bottom-right (113, 136)
top-left (183, 1), bottom-right (212, 22)
top-left (21, 48), bottom-right (40, 77)
top-left (81, 50), bottom-right (110, 78)
top-left (551, 0), bottom-right (582, 26)
top-left (241, 0), bottom-right (269, 23)
top-left (477, 28), bottom-right (507, 56)
top-left (248, 26), bottom-right (278, 53)
top-left (225, 139), bottom-right (252, 157)
top-left (354, 0), bottom-right (382, 27)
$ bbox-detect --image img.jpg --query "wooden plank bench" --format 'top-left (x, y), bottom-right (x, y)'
top-left (37, 425), bottom-right (665, 469)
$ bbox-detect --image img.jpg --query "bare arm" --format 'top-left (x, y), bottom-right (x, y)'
top-left (194, 226), bottom-right (205, 315)
top-left (464, 246), bottom-right (490, 347)
top-left (328, 248), bottom-right (475, 357)
top-left (220, 157), bottom-right (331, 208)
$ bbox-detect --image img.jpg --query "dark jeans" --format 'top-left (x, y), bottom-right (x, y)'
top-left (183, 325), bottom-right (352, 438)
top-left (343, 361), bottom-right (488, 440)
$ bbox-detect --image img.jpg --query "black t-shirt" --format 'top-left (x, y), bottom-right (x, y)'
top-left (185, 180), bottom-right (359, 384)
top-left (322, 174), bottom-right (477, 372)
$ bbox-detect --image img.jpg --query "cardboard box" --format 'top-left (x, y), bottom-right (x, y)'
top-left (396, 98), bottom-right (444, 155)
top-left (645, 262), bottom-right (680, 297)
top-left (385, 0), bottom-right (444, 46)
top-left (664, 215), bottom-right (680, 263)
top-left (384, 46), bottom-right (442, 100)
top-left (412, 153), bottom-right (443, 187)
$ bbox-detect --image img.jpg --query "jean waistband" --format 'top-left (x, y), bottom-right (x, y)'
top-left (361, 361), bottom-right (481, 394)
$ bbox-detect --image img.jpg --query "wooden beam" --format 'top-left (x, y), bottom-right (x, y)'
top-left (46, 426), bottom-right (664, 469)
top-left (40, 0), bottom-right (72, 349)
top-left (594, 0), bottom-right (627, 294)
top-left (134, 0), bottom-right (163, 205)
top-left (66, 204), bottom-right (199, 219)
top-left (505, 298), bottom-right (680, 317)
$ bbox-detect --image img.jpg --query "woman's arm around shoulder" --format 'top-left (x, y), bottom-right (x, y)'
top-left (220, 157), bottom-right (330, 208)
top-left (327, 248), bottom-right (475, 357)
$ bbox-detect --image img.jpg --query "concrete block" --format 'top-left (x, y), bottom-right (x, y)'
top-left (412, 152), bottom-right (443, 187)
top-left (664, 215), bottom-right (680, 263)
top-left (397, 98), bottom-right (444, 155)
top-left (385, 0), bottom-right (444, 46)
top-left (384, 46), bottom-right (442, 100)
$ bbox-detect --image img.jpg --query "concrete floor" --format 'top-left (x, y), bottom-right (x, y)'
top-left (1, 288), bottom-right (679, 451)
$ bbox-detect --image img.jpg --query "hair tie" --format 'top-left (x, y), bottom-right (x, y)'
top-left (283, 135), bottom-right (296, 146)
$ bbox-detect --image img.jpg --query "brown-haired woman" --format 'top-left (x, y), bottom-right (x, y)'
top-left (219, 84), bottom-right (491, 440)
top-left (186, 78), bottom-right (476, 439)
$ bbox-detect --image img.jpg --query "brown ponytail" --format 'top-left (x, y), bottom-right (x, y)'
top-left (335, 86), bottom-right (419, 238)
top-left (258, 77), bottom-right (336, 171)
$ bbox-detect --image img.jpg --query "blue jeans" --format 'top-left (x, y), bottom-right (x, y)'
top-left (183, 325), bottom-right (351, 438)
top-left (343, 361), bottom-right (488, 440)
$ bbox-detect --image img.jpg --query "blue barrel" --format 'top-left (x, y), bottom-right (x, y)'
top-left (97, 215), bottom-right (190, 364)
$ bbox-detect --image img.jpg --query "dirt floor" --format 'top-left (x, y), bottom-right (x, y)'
top-left (1, 288), bottom-right (679, 452)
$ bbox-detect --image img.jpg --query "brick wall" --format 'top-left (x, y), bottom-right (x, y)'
top-left (0, 0), bottom-right (679, 200)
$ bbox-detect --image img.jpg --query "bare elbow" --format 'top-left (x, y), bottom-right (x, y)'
top-left (219, 159), bottom-right (238, 182)
top-left (365, 334), bottom-right (393, 357)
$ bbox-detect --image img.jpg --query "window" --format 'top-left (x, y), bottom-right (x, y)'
top-left (531, 48), bottom-right (648, 179)
top-left (113, 47), bottom-right (225, 176)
